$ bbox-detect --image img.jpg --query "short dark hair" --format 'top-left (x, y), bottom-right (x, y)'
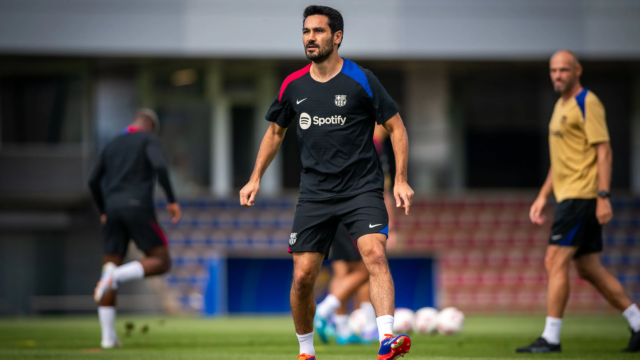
top-left (303, 5), bottom-right (344, 47)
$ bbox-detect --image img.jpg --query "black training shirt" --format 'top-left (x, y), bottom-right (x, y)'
top-left (88, 127), bottom-right (176, 213)
top-left (266, 58), bottom-right (398, 199)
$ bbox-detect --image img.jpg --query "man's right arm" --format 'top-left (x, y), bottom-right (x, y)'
top-left (530, 167), bottom-right (553, 225)
top-left (239, 122), bottom-right (287, 207)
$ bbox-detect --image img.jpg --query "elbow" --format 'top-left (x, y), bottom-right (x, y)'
top-left (385, 124), bottom-right (405, 138)
top-left (603, 147), bottom-right (613, 163)
top-left (597, 143), bottom-right (612, 163)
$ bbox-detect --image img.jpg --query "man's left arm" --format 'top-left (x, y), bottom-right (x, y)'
top-left (596, 142), bottom-right (613, 224)
top-left (382, 114), bottom-right (414, 215)
top-left (88, 153), bottom-right (106, 224)
top-left (584, 95), bottom-right (612, 225)
top-left (146, 137), bottom-right (181, 224)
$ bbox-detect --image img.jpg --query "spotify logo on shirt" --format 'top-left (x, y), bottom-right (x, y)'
top-left (299, 112), bottom-right (347, 130)
top-left (299, 112), bottom-right (312, 130)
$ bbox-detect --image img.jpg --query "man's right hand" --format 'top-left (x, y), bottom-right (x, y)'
top-left (167, 203), bottom-right (182, 224)
top-left (240, 180), bottom-right (260, 207)
top-left (529, 196), bottom-right (547, 225)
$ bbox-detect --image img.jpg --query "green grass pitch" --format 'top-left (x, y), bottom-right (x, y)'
top-left (0, 315), bottom-right (636, 359)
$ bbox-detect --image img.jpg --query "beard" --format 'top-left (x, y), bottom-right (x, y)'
top-left (553, 82), bottom-right (567, 93)
top-left (553, 77), bottom-right (575, 93)
top-left (305, 39), bottom-right (334, 63)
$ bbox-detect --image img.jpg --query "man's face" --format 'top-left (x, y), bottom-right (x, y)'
top-left (303, 15), bottom-right (340, 62)
top-left (135, 115), bottom-right (155, 132)
top-left (549, 53), bottom-right (581, 93)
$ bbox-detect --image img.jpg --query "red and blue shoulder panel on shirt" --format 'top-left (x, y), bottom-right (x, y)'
top-left (340, 58), bottom-right (373, 98)
top-left (278, 64), bottom-right (311, 102)
top-left (277, 58), bottom-right (373, 103)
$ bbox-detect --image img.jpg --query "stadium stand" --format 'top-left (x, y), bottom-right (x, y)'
top-left (157, 195), bottom-right (640, 314)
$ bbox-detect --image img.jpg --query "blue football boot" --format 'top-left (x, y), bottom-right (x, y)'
top-left (313, 315), bottom-right (330, 344)
top-left (336, 333), bottom-right (364, 345)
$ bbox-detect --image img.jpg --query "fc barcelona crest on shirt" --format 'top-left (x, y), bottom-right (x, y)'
top-left (335, 95), bottom-right (347, 107)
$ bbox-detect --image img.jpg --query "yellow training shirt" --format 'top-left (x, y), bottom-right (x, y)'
top-left (549, 89), bottom-right (610, 202)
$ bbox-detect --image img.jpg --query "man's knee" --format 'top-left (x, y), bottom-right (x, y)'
top-left (544, 247), bottom-right (573, 275)
top-left (292, 267), bottom-right (317, 293)
top-left (544, 252), bottom-right (555, 272)
top-left (159, 255), bottom-right (171, 274)
top-left (144, 246), bottom-right (171, 274)
top-left (574, 255), bottom-right (602, 281)
top-left (575, 262), bottom-right (593, 280)
top-left (360, 243), bottom-right (389, 274)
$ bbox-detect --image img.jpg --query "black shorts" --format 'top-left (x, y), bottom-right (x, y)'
top-left (549, 199), bottom-right (602, 259)
top-left (103, 207), bottom-right (168, 256)
top-left (288, 191), bottom-right (388, 256)
top-left (329, 223), bottom-right (361, 262)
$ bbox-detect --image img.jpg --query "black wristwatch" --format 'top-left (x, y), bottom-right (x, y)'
top-left (598, 190), bottom-right (611, 198)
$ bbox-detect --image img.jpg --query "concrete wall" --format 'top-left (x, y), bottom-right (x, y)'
top-left (0, 0), bottom-right (639, 59)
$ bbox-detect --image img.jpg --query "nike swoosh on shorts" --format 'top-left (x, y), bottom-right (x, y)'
top-left (369, 224), bottom-right (382, 228)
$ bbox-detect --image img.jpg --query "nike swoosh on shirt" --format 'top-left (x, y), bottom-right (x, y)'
top-left (369, 224), bottom-right (383, 228)
top-left (297, 98), bottom-right (307, 104)
top-left (551, 234), bottom-right (563, 240)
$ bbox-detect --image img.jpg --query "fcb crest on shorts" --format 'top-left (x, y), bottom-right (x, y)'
top-left (289, 232), bottom-right (297, 245)
top-left (335, 95), bottom-right (347, 107)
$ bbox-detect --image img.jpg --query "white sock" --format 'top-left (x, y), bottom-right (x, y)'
top-left (334, 315), bottom-right (351, 338)
top-left (623, 303), bottom-right (640, 332)
top-left (296, 332), bottom-right (315, 355)
top-left (112, 261), bottom-right (145, 289)
top-left (541, 316), bottom-right (562, 345)
top-left (98, 306), bottom-right (117, 342)
top-left (316, 294), bottom-right (341, 319)
top-left (361, 302), bottom-right (378, 332)
top-left (376, 315), bottom-right (394, 342)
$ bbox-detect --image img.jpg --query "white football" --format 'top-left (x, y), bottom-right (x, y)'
top-left (348, 309), bottom-right (368, 336)
top-left (412, 307), bottom-right (439, 334)
top-left (393, 308), bottom-right (415, 334)
top-left (436, 307), bottom-right (465, 335)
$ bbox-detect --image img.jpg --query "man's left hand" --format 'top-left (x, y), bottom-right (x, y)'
top-left (596, 197), bottom-right (613, 225)
top-left (394, 182), bottom-right (414, 215)
top-left (167, 203), bottom-right (182, 224)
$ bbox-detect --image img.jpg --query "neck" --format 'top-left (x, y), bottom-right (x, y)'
top-left (129, 121), bottom-right (147, 131)
top-left (561, 82), bottom-right (583, 101)
top-left (310, 52), bottom-right (343, 83)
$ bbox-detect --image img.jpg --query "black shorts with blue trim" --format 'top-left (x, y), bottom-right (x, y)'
top-left (549, 198), bottom-right (602, 259)
top-left (288, 191), bottom-right (389, 257)
top-left (329, 223), bottom-right (362, 262)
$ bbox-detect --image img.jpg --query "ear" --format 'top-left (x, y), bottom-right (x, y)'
top-left (334, 30), bottom-right (343, 46)
top-left (576, 63), bottom-right (583, 77)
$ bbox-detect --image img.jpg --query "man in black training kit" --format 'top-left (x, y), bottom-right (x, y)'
top-left (88, 109), bottom-right (181, 349)
top-left (240, 6), bottom-right (413, 360)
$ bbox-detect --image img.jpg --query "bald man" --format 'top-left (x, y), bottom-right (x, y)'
top-left (516, 51), bottom-right (639, 353)
top-left (88, 109), bottom-right (181, 349)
